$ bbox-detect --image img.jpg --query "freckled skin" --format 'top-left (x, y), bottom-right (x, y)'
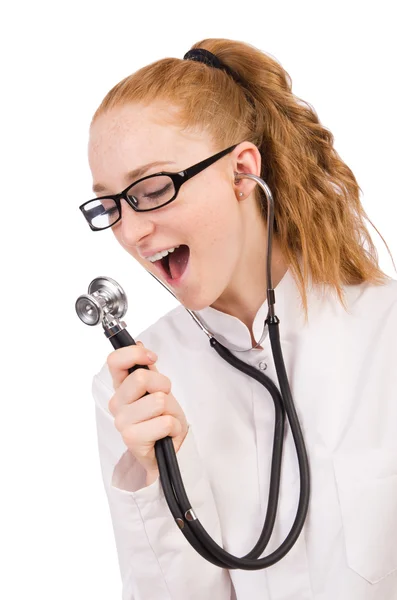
top-left (88, 101), bottom-right (287, 327)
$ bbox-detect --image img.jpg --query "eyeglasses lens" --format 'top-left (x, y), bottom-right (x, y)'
top-left (83, 175), bottom-right (176, 229)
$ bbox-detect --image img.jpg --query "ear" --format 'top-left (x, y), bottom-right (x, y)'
top-left (231, 142), bottom-right (262, 199)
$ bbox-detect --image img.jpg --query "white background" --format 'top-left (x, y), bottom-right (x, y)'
top-left (1, 1), bottom-right (396, 598)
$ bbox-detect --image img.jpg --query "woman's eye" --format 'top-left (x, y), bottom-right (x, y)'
top-left (144, 182), bottom-right (173, 200)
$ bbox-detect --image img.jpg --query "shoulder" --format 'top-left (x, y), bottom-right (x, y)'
top-left (337, 276), bottom-right (397, 371)
top-left (346, 275), bottom-right (397, 318)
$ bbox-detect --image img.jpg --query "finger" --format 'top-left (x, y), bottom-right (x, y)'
top-left (107, 342), bottom-right (158, 389)
top-left (114, 391), bottom-right (168, 430)
top-left (137, 341), bottom-right (160, 373)
top-left (122, 414), bottom-right (183, 448)
top-left (114, 390), bottom-right (182, 430)
top-left (137, 341), bottom-right (160, 372)
top-left (109, 369), bottom-right (171, 415)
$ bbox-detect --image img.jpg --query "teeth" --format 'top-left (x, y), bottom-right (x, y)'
top-left (148, 245), bottom-right (181, 263)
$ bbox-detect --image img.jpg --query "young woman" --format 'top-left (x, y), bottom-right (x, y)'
top-left (82, 38), bottom-right (397, 599)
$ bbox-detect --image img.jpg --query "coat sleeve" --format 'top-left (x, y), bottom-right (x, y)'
top-left (92, 373), bottom-right (233, 600)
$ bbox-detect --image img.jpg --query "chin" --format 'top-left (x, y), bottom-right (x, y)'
top-left (179, 287), bottom-right (224, 313)
top-left (181, 300), bottom-right (209, 312)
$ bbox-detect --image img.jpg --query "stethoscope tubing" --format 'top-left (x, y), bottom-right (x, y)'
top-left (109, 317), bottom-right (310, 570)
top-left (160, 320), bottom-right (309, 569)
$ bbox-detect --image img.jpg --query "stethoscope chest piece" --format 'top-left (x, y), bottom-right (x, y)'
top-left (75, 276), bottom-right (128, 326)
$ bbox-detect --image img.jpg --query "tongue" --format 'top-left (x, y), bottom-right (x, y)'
top-left (169, 245), bottom-right (190, 279)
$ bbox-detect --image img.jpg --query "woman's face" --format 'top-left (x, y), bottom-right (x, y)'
top-left (88, 102), bottom-right (259, 311)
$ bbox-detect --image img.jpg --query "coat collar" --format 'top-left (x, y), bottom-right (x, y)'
top-left (193, 267), bottom-right (308, 353)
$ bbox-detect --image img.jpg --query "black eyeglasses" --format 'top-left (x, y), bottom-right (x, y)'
top-left (79, 143), bottom-right (239, 231)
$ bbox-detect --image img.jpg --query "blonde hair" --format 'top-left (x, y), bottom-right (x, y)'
top-left (92, 38), bottom-right (394, 318)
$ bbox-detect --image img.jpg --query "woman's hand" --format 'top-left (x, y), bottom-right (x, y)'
top-left (107, 341), bottom-right (189, 481)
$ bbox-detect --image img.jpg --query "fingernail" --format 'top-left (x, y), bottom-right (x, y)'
top-left (147, 351), bottom-right (157, 362)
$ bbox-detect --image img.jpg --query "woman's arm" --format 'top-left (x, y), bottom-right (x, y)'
top-left (92, 374), bottom-right (233, 600)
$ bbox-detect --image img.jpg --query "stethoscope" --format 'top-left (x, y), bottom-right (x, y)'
top-left (75, 173), bottom-right (310, 570)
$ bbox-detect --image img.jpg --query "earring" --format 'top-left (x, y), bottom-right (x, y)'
top-left (239, 192), bottom-right (244, 197)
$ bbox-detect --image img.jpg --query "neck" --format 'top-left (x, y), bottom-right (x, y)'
top-left (210, 205), bottom-right (288, 343)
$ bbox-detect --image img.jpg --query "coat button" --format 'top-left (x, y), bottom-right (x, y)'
top-left (259, 361), bottom-right (267, 370)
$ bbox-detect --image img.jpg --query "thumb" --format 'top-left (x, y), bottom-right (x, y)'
top-left (136, 340), bottom-right (159, 372)
top-left (147, 361), bottom-right (159, 372)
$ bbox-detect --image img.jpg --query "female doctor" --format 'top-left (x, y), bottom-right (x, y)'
top-left (84, 38), bottom-right (397, 600)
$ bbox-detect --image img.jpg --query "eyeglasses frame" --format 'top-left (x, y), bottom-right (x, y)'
top-left (79, 143), bottom-right (239, 231)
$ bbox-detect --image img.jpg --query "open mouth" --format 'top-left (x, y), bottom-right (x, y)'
top-left (154, 244), bottom-right (190, 281)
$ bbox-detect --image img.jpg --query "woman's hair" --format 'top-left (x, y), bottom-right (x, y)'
top-left (92, 38), bottom-right (393, 318)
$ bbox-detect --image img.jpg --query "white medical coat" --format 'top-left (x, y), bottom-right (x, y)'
top-left (92, 268), bottom-right (397, 599)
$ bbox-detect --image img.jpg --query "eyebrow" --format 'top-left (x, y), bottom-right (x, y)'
top-left (92, 160), bottom-right (176, 194)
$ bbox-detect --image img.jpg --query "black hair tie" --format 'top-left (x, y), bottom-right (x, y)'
top-left (183, 48), bottom-right (255, 110)
top-left (183, 48), bottom-right (242, 85)
top-left (183, 49), bottom-right (224, 69)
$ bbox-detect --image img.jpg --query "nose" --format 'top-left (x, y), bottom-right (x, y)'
top-left (118, 198), bottom-right (155, 247)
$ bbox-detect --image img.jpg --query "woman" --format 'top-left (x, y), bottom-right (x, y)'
top-left (82, 38), bottom-right (397, 599)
